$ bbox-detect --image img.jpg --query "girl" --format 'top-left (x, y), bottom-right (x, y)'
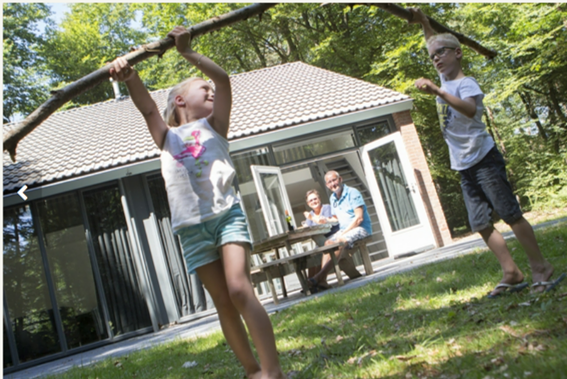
top-left (110, 26), bottom-right (286, 379)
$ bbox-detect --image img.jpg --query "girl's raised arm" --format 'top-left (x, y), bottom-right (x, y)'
top-left (168, 26), bottom-right (232, 138)
top-left (109, 58), bottom-right (169, 149)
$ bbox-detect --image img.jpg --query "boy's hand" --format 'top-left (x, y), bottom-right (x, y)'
top-left (109, 57), bottom-right (135, 82)
top-left (407, 8), bottom-right (429, 25)
top-left (167, 26), bottom-right (193, 54)
top-left (415, 78), bottom-right (440, 96)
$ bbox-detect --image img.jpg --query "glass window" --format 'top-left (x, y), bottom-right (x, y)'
top-left (367, 141), bottom-right (419, 231)
top-left (273, 130), bottom-right (356, 165)
top-left (231, 148), bottom-right (271, 242)
top-left (83, 184), bottom-right (152, 336)
top-left (37, 193), bottom-right (108, 349)
top-left (356, 121), bottom-right (392, 145)
top-left (3, 205), bottom-right (61, 363)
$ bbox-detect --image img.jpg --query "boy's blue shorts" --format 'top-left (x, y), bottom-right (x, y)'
top-left (176, 203), bottom-right (252, 274)
top-left (459, 145), bottom-right (523, 232)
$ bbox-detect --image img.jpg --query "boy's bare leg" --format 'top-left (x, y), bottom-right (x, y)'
top-left (478, 226), bottom-right (525, 296)
top-left (221, 243), bottom-right (286, 379)
top-left (196, 261), bottom-right (262, 378)
top-left (509, 217), bottom-right (554, 292)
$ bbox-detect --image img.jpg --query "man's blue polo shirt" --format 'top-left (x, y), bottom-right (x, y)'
top-left (330, 184), bottom-right (372, 234)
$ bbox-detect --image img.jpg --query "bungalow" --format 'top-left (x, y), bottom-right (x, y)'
top-left (2, 61), bottom-right (452, 373)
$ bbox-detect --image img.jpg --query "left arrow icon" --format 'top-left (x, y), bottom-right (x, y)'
top-left (18, 185), bottom-right (28, 201)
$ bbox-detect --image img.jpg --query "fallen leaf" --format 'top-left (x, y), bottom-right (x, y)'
top-left (395, 355), bottom-right (417, 361)
top-left (436, 277), bottom-right (443, 282)
top-left (347, 357), bottom-right (357, 364)
top-left (336, 335), bottom-right (344, 342)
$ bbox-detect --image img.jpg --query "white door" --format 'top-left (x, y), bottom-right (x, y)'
top-left (360, 132), bottom-right (435, 257)
top-left (250, 165), bottom-right (296, 237)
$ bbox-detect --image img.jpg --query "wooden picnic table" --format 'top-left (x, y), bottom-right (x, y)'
top-left (251, 224), bottom-right (338, 303)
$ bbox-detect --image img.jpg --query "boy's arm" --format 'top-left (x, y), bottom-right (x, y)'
top-left (415, 78), bottom-right (477, 118)
top-left (110, 58), bottom-right (169, 149)
top-left (168, 27), bottom-right (231, 138)
top-left (408, 8), bottom-right (435, 41)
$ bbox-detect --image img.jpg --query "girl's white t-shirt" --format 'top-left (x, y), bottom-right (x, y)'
top-left (160, 118), bottom-right (238, 232)
top-left (436, 76), bottom-right (495, 171)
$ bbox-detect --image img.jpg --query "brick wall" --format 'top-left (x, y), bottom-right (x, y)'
top-left (392, 110), bottom-right (453, 247)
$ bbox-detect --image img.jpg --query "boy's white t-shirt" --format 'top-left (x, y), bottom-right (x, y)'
top-left (160, 118), bottom-right (238, 232)
top-left (436, 76), bottom-right (495, 171)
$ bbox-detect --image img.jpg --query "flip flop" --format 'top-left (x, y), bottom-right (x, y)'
top-left (531, 272), bottom-right (566, 293)
top-left (487, 282), bottom-right (529, 299)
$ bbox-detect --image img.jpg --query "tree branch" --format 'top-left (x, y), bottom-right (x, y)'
top-left (3, 3), bottom-right (277, 162)
top-left (334, 3), bottom-right (498, 59)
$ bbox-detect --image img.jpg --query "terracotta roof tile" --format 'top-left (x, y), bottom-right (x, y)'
top-left (3, 62), bottom-right (409, 194)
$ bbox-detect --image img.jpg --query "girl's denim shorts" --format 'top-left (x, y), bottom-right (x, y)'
top-left (459, 145), bottom-right (523, 232)
top-left (175, 203), bottom-right (252, 274)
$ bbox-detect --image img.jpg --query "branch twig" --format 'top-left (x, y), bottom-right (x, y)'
top-left (3, 3), bottom-right (277, 162)
top-left (335, 3), bottom-right (498, 59)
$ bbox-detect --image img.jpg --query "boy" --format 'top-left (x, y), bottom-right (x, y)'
top-left (409, 8), bottom-right (564, 297)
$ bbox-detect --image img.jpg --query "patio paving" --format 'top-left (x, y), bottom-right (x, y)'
top-left (5, 218), bottom-right (564, 379)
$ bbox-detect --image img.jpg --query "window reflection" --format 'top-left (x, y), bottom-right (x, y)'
top-left (3, 205), bottom-right (60, 363)
top-left (37, 193), bottom-right (108, 349)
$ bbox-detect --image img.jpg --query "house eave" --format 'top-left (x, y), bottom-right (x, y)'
top-left (3, 99), bottom-right (413, 207)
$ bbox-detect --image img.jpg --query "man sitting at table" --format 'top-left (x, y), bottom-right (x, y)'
top-left (308, 170), bottom-right (372, 291)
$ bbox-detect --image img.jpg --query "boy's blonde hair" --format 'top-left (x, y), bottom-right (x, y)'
top-left (426, 33), bottom-right (461, 49)
top-left (163, 77), bottom-right (203, 127)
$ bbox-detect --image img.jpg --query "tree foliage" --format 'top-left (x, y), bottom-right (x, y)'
top-left (3, 3), bottom-right (52, 123)
top-left (3, 3), bottom-right (566, 235)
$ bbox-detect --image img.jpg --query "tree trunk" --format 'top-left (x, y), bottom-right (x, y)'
top-left (485, 106), bottom-right (506, 156)
top-left (519, 91), bottom-right (548, 141)
top-left (3, 3), bottom-right (277, 162)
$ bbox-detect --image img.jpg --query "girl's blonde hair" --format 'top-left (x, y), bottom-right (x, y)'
top-left (162, 77), bottom-right (203, 127)
top-left (426, 33), bottom-right (461, 49)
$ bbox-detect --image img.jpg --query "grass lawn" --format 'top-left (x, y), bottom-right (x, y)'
top-left (47, 221), bottom-right (567, 379)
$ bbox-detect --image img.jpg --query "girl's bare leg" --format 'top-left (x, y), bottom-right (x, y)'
top-left (196, 261), bottom-right (261, 378)
top-left (221, 242), bottom-right (286, 379)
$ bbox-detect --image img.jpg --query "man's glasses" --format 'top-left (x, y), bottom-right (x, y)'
top-left (429, 46), bottom-right (456, 61)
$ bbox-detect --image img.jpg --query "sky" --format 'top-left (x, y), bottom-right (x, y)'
top-left (47, 2), bottom-right (69, 24)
